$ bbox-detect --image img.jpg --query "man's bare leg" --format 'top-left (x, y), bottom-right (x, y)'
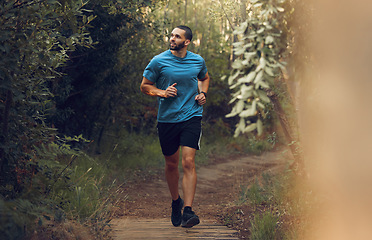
top-left (165, 148), bottom-right (184, 227)
top-left (164, 148), bottom-right (180, 201)
top-left (180, 146), bottom-right (199, 228)
top-left (181, 146), bottom-right (197, 207)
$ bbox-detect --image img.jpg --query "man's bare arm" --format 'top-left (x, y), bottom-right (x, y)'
top-left (198, 72), bottom-right (210, 94)
top-left (140, 77), bottom-right (177, 98)
top-left (195, 72), bottom-right (210, 105)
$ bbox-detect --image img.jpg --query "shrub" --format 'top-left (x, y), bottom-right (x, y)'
top-left (250, 211), bottom-right (281, 240)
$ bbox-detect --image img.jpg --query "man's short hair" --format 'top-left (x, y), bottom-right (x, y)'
top-left (176, 25), bottom-right (193, 41)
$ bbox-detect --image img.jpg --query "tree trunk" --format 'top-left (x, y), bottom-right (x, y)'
top-left (184, 0), bottom-right (187, 23)
top-left (269, 91), bottom-right (304, 172)
top-left (0, 90), bottom-right (12, 182)
top-left (163, 0), bottom-right (169, 48)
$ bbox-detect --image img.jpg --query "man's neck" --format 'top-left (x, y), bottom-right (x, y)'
top-left (170, 48), bottom-right (187, 58)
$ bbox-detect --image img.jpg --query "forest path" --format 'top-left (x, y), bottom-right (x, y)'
top-left (110, 149), bottom-right (289, 239)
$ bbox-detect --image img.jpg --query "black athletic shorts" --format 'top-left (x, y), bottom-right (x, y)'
top-left (157, 116), bottom-right (202, 156)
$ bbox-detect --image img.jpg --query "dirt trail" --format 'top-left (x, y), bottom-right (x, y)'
top-left (110, 149), bottom-right (290, 239)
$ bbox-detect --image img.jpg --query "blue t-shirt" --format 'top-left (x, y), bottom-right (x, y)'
top-left (143, 50), bottom-right (208, 123)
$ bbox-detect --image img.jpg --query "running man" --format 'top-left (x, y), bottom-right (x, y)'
top-left (140, 25), bottom-right (210, 228)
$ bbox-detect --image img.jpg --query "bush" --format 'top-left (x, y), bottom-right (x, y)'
top-left (250, 211), bottom-right (281, 240)
top-left (238, 180), bottom-right (267, 207)
top-left (0, 136), bottom-right (119, 239)
top-left (232, 166), bottom-right (319, 239)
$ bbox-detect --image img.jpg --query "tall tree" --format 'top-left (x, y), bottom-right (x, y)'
top-left (0, 0), bottom-right (92, 195)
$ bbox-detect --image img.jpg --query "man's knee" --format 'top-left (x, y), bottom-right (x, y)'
top-left (182, 156), bottom-right (195, 171)
top-left (166, 161), bottom-right (178, 171)
top-left (165, 155), bottom-right (179, 171)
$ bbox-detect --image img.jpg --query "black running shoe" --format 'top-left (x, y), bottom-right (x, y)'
top-left (171, 198), bottom-right (183, 227)
top-left (181, 209), bottom-right (200, 228)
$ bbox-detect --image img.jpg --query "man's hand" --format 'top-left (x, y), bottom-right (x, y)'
top-left (195, 92), bottom-right (206, 105)
top-left (164, 83), bottom-right (178, 98)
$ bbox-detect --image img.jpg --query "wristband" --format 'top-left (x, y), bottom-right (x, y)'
top-left (201, 91), bottom-right (207, 97)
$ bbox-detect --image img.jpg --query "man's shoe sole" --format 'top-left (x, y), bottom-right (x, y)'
top-left (181, 216), bottom-right (200, 228)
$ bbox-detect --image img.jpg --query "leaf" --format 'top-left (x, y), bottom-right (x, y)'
top-left (243, 52), bottom-right (257, 63)
top-left (238, 85), bottom-right (254, 100)
top-left (234, 46), bottom-right (246, 56)
top-left (264, 66), bottom-right (275, 77)
top-left (239, 108), bottom-right (252, 118)
top-left (241, 84), bottom-right (254, 93)
top-left (233, 21), bottom-right (248, 35)
top-left (257, 101), bottom-right (265, 109)
top-left (257, 90), bottom-right (271, 103)
top-left (87, 15), bottom-right (96, 23)
top-left (232, 59), bottom-right (243, 69)
top-left (236, 99), bottom-right (245, 113)
top-left (256, 57), bottom-right (266, 72)
top-left (250, 99), bottom-right (257, 116)
top-left (265, 35), bottom-right (274, 44)
top-left (226, 101), bottom-right (244, 118)
top-left (257, 27), bottom-right (265, 34)
top-left (237, 118), bottom-right (246, 133)
top-left (247, 71), bottom-right (257, 82)
top-left (244, 123), bottom-right (257, 133)
top-left (256, 119), bottom-right (263, 136)
top-left (229, 82), bottom-right (239, 89)
top-left (257, 80), bottom-right (270, 89)
top-left (254, 70), bottom-right (263, 84)
top-left (233, 42), bottom-right (244, 48)
top-left (229, 96), bottom-right (238, 104)
top-left (244, 43), bottom-right (253, 49)
top-left (247, 33), bottom-right (258, 40)
top-left (263, 22), bottom-right (273, 29)
top-left (254, 3), bottom-right (263, 8)
top-left (238, 91), bottom-right (253, 100)
top-left (228, 70), bottom-right (240, 85)
top-left (241, 58), bottom-right (250, 66)
top-left (238, 71), bottom-right (256, 83)
top-left (226, 111), bottom-right (238, 118)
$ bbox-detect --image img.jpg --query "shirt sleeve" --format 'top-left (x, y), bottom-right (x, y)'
top-left (197, 58), bottom-right (208, 80)
top-left (143, 57), bottom-right (159, 83)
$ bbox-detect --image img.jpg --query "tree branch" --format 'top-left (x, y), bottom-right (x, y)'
top-left (219, 0), bottom-right (235, 31)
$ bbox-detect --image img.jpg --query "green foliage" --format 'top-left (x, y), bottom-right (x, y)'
top-left (53, 0), bottom-right (166, 146)
top-left (0, 197), bottom-right (56, 240)
top-left (0, 136), bottom-right (117, 239)
top-left (97, 129), bottom-right (164, 174)
top-left (226, 0), bottom-right (287, 137)
top-left (235, 165), bottom-right (320, 239)
top-left (250, 211), bottom-right (281, 240)
top-left (239, 171), bottom-right (293, 211)
top-left (0, 0), bottom-right (93, 195)
top-left (0, 0), bottom-right (291, 237)
top-left (239, 179), bottom-right (266, 207)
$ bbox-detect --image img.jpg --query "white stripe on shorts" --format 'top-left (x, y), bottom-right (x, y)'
top-left (198, 128), bottom-right (202, 150)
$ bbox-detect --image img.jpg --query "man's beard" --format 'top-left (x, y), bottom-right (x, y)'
top-left (169, 41), bottom-right (185, 51)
